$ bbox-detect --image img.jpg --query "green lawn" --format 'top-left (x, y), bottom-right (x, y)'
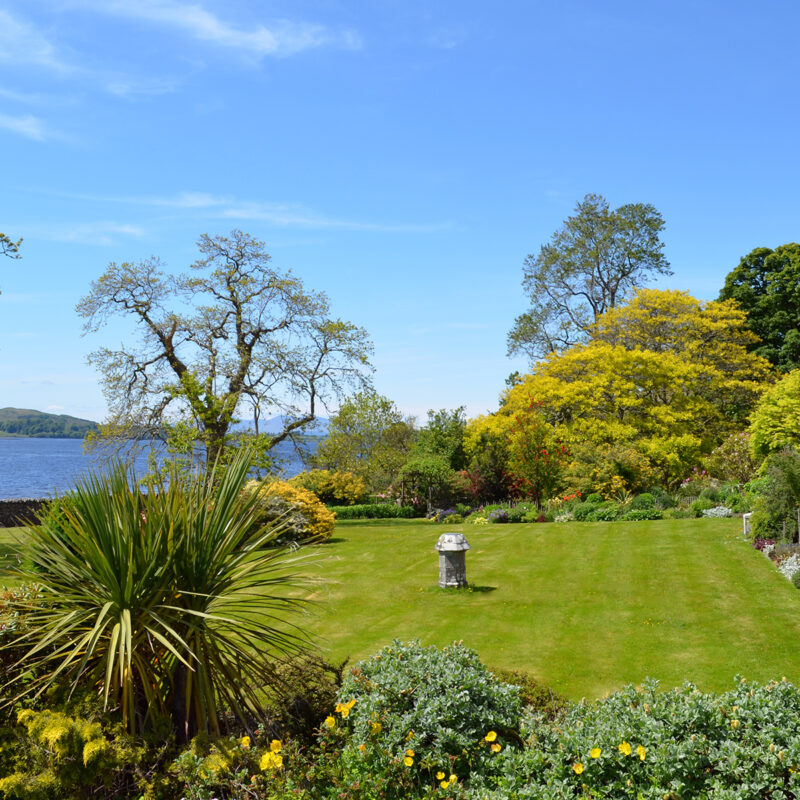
top-left (4, 516), bottom-right (800, 702)
top-left (303, 517), bottom-right (800, 700)
top-left (0, 527), bottom-right (24, 587)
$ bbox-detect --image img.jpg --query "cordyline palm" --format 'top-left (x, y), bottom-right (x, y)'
top-left (0, 450), bottom-right (312, 740)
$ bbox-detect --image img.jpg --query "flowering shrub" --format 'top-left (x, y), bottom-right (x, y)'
top-left (168, 732), bottom-right (293, 800)
top-left (467, 678), bottom-right (800, 799)
top-left (332, 640), bottom-right (521, 782)
top-left (702, 505), bottom-right (733, 518)
top-left (778, 553), bottom-right (800, 582)
top-left (0, 709), bottom-right (147, 799)
top-left (487, 509), bottom-right (509, 524)
top-left (678, 466), bottom-right (713, 496)
top-left (289, 469), bottom-right (368, 506)
top-left (469, 515), bottom-right (489, 525)
top-left (242, 479), bottom-right (335, 543)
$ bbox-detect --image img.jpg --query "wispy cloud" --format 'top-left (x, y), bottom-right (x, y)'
top-left (0, 113), bottom-right (49, 141)
top-left (26, 189), bottom-right (451, 233)
top-left (104, 75), bottom-right (182, 99)
top-left (84, 0), bottom-right (361, 57)
top-left (218, 201), bottom-right (450, 232)
top-left (0, 10), bottom-right (70, 73)
top-left (39, 222), bottom-right (147, 246)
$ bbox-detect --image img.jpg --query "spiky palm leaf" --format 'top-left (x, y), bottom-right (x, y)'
top-left (1, 450), bottom-right (313, 738)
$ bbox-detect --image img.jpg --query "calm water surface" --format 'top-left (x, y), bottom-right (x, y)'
top-left (0, 438), bottom-right (308, 499)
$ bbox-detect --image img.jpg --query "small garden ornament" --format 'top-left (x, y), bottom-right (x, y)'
top-left (435, 532), bottom-right (470, 588)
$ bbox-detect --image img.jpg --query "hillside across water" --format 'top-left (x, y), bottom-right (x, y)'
top-left (0, 407), bottom-right (99, 438)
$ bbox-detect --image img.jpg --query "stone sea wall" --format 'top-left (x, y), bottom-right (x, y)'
top-left (0, 499), bottom-right (48, 527)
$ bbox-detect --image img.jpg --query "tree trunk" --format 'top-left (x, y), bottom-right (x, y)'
top-left (171, 662), bottom-right (192, 745)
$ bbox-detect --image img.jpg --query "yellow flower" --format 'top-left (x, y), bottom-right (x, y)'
top-left (270, 739), bottom-right (282, 753)
top-left (619, 741), bottom-right (631, 756)
top-left (485, 730), bottom-right (498, 742)
top-left (491, 743), bottom-right (501, 753)
top-left (590, 747), bottom-right (601, 759)
top-left (240, 736), bottom-right (251, 749)
top-left (370, 721), bottom-right (382, 735)
top-left (346, 698), bottom-right (356, 710)
top-left (406, 748), bottom-right (415, 757)
top-left (324, 716), bottom-right (335, 729)
top-left (449, 774), bottom-right (457, 784)
top-left (358, 743), bottom-right (366, 753)
top-left (260, 751), bottom-right (284, 771)
top-left (406, 730), bottom-right (415, 741)
top-left (335, 701), bottom-right (352, 717)
top-left (403, 756), bottom-right (414, 767)
top-left (573, 762), bottom-right (584, 774)
top-left (440, 780), bottom-right (449, 789)
top-left (436, 771), bottom-right (446, 780)
top-left (730, 720), bottom-right (740, 730)
top-left (636, 745), bottom-right (646, 761)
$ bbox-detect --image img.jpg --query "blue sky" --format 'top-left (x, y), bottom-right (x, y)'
top-left (1, 0), bottom-right (799, 424)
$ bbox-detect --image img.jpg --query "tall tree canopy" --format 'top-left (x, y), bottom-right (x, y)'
top-left (76, 230), bottom-right (373, 465)
top-left (499, 289), bottom-right (772, 490)
top-left (749, 370), bottom-right (800, 457)
top-left (413, 407), bottom-right (467, 470)
top-left (312, 391), bottom-right (415, 491)
top-left (507, 193), bottom-right (671, 362)
top-left (718, 243), bottom-right (800, 372)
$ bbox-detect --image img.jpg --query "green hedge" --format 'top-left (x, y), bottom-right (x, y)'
top-left (329, 503), bottom-right (420, 519)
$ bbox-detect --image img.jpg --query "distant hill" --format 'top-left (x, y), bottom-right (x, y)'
top-left (0, 408), bottom-right (100, 439)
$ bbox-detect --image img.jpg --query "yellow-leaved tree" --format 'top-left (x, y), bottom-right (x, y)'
top-left (492, 289), bottom-right (773, 494)
top-left (749, 369), bottom-right (800, 457)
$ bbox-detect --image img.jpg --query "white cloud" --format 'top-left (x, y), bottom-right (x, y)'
top-left (0, 113), bottom-right (49, 141)
top-left (104, 75), bottom-right (181, 99)
top-left (148, 191), bottom-right (231, 208)
top-left (219, 201), bottom-right (450, 233)
top-left (85, 0), bottom-right (361, 57)
top-left (41, 222), bottom-right (147, 246)
top-left (24, 189), bottom-right (451, 233)
top-left (0, 10), bottom-right (70, 72)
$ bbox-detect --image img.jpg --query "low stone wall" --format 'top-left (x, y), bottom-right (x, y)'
top-left (0, 499), bottom-right (49, 527)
